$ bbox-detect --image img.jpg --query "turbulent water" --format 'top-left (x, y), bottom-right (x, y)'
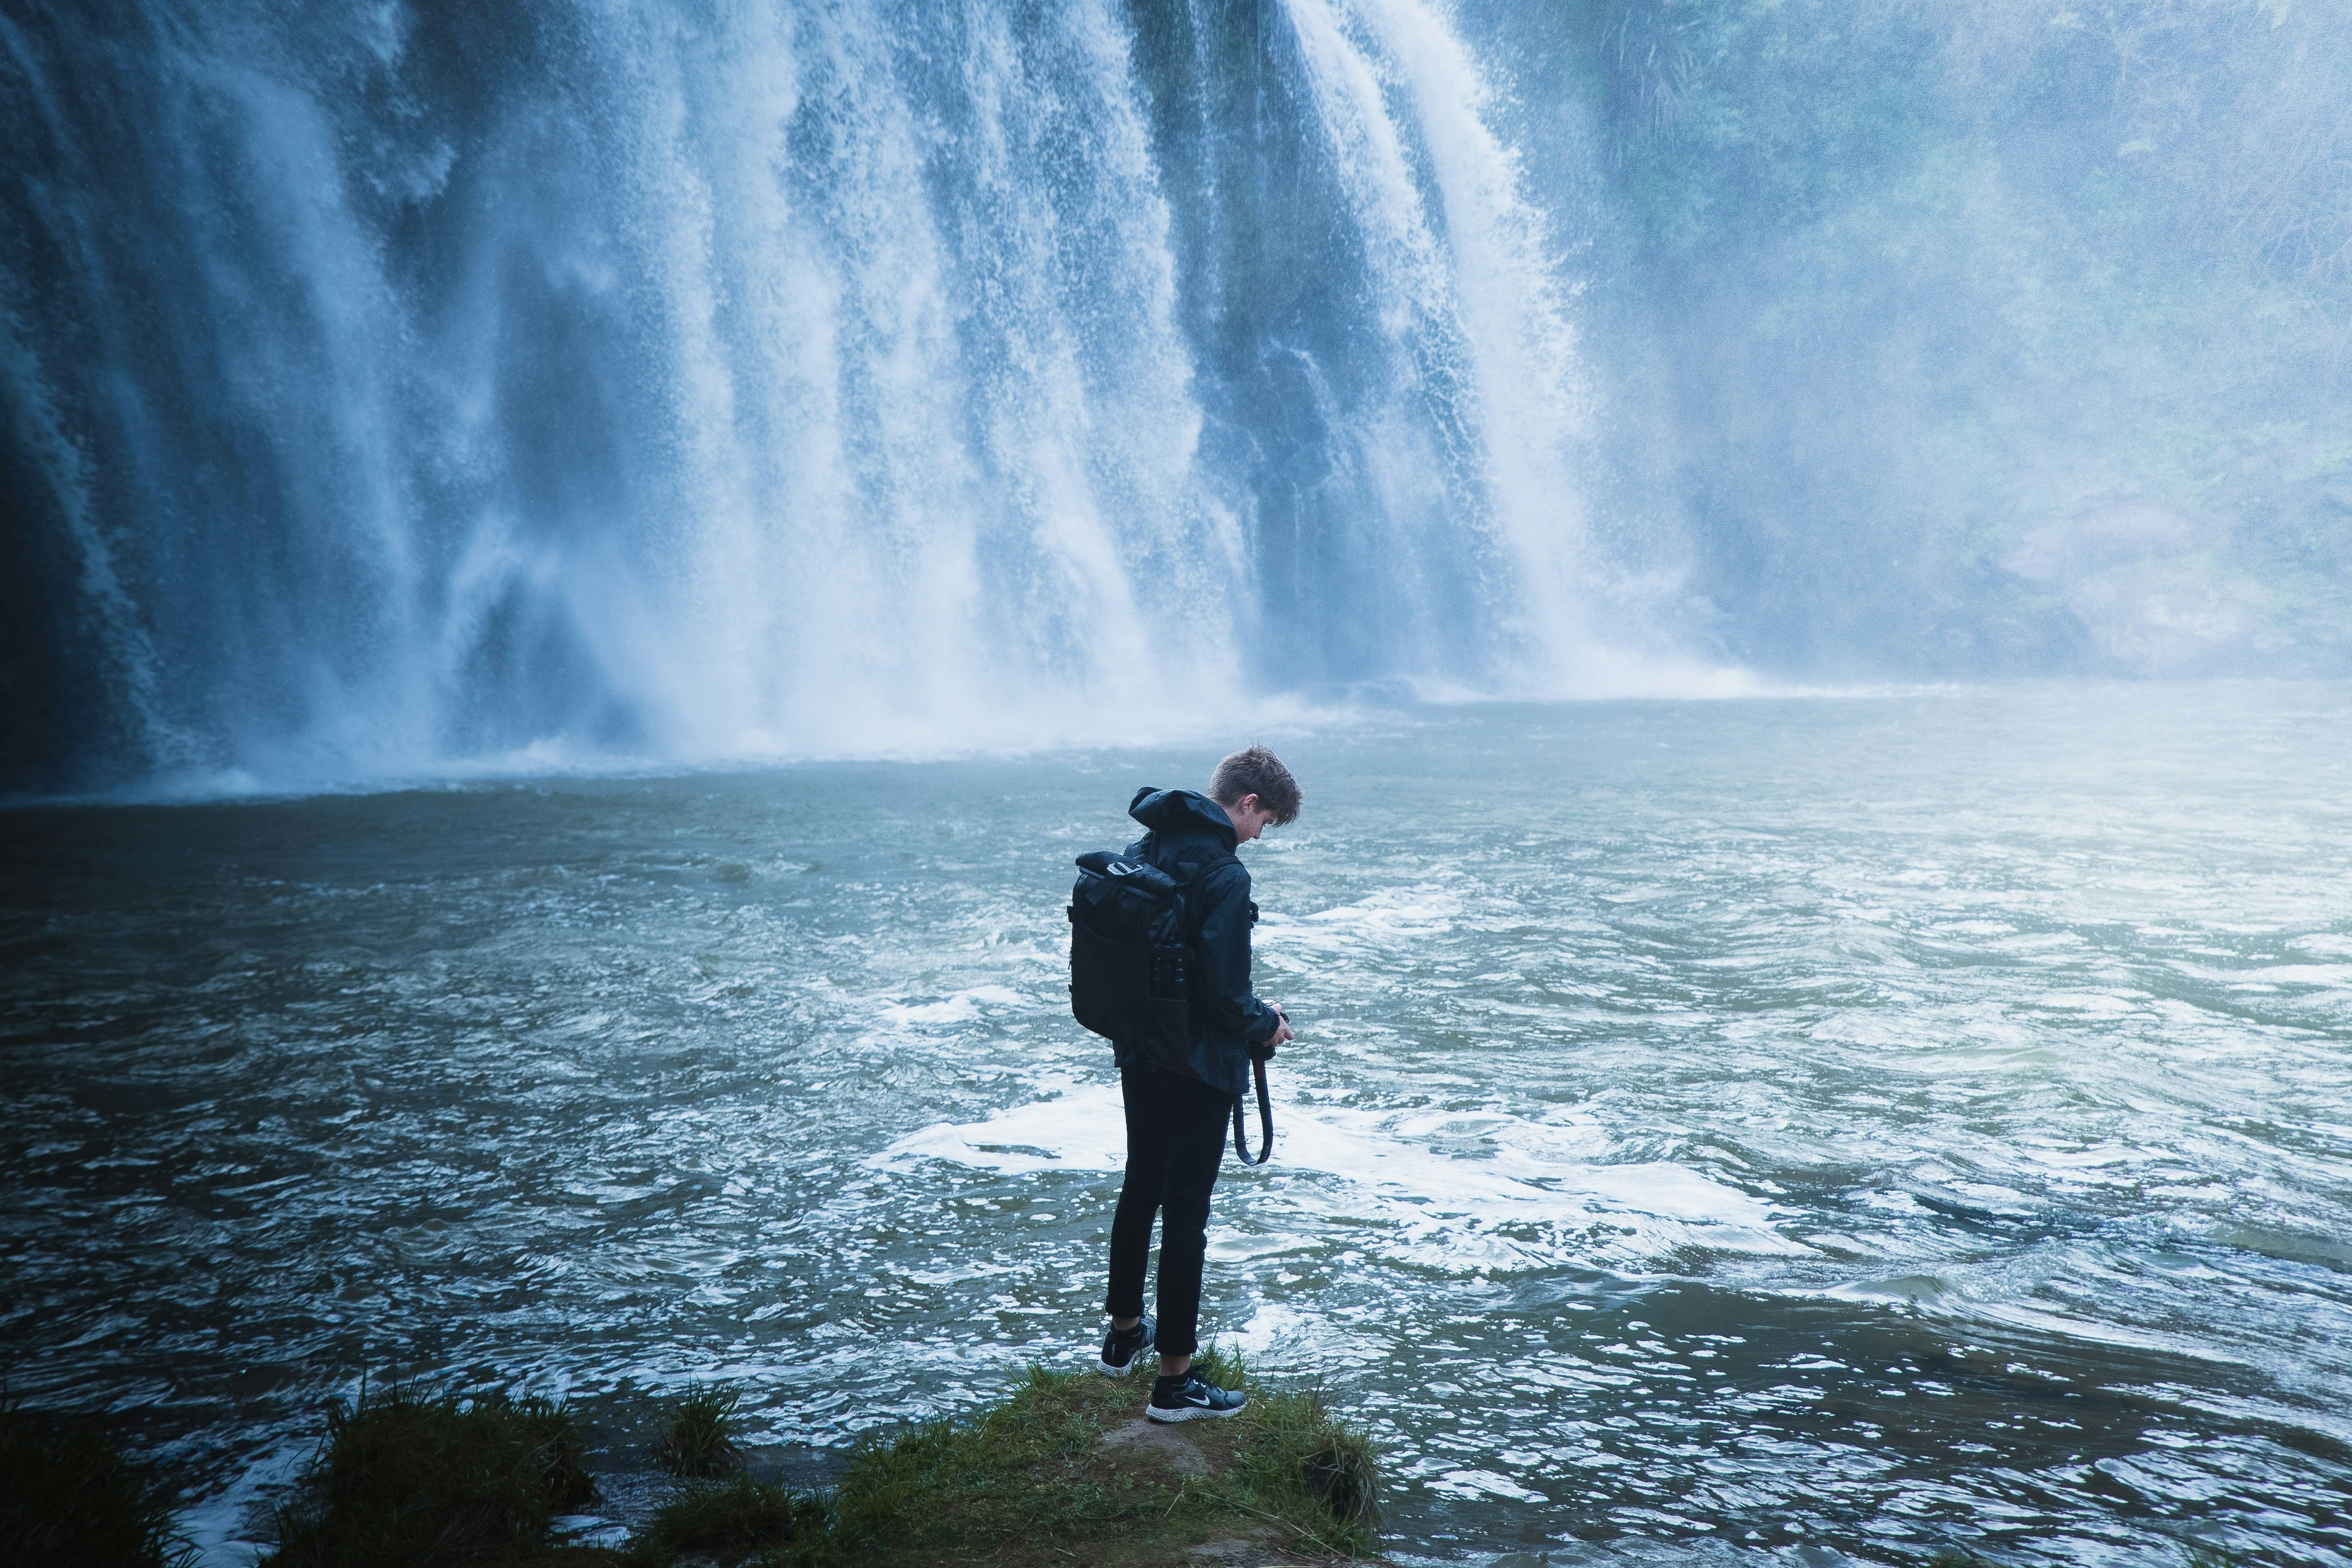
top-left (6, 685), bottom-right (2350, 1564)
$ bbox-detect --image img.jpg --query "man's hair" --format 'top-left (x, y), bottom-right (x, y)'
top-left (1208, 745), bottom-right (1302, 825)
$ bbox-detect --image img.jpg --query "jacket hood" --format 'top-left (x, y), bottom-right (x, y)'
top-left (1127, 786), bottom-right (1237, 850)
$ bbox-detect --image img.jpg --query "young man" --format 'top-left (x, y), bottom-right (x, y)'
top-left (1096, 746), bottom-right (1301, 1422)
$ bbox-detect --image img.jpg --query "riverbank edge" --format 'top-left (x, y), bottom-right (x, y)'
top-left (9, 1351), bottom-right (1383, 1567)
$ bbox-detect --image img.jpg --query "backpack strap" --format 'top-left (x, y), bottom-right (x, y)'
top-left (1147, 845), bottom-right (1235, 938)
top-left (1170, 847), bottom-right (1240, 901)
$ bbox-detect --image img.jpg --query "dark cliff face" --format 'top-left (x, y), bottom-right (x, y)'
top-left (1, 1), bottom-right (618, 792)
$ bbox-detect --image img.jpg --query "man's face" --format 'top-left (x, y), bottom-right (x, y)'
top-left (1225, 794), bottom-right (1279, 843)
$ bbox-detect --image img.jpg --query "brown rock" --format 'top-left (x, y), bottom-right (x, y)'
top-left (1096, 1417), bottom-right (1213, 1478)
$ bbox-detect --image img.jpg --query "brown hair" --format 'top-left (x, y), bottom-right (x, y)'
top-left (1208, 745), bottom-right (1302, 825)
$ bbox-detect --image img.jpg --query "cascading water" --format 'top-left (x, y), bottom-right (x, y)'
top-left (0, 0), bottom-right (1672, 796)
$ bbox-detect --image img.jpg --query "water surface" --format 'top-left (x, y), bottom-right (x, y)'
top-left (4, 685), bottom-right (2350, 1562)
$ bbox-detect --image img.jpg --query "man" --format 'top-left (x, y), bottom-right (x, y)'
top-left (1096, 745), bottom-right (1301, 1422)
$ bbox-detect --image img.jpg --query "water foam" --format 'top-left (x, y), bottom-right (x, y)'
top-left (873, 1082), bottom-right (1807, 1271)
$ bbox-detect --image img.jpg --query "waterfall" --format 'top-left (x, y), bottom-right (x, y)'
top-left (0, 0), bottom-right (1664, 794)
top-left (1281, 0), bottom-right (1602, 677)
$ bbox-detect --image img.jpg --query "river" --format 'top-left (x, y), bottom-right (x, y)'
top-left (4, 683), bottom-right (2349, 1563)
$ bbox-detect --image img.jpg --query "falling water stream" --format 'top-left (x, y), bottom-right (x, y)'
top-left (1, 0), bottom-right (1705, 797)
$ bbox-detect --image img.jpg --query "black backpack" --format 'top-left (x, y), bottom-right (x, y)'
top-left (1066, 849), bottom-right (1217, 1061)
top-left (1067, 847), bottom-right (1273, 1164)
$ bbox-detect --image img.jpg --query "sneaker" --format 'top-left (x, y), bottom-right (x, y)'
top-left (1100, 1314), bottom-right (1155, 1377)
top-left (1146, 1369), bottom-right (1247, 1422)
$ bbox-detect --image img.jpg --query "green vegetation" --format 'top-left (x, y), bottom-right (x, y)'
top-left (232, 1360), bottom-right (1376, 1567)
top-left (654, 1383), bottom-right (744, 1479)
top-left (787, 1349), bottom-right (1379, 1567)
top-left (0, 1400), bottom-right (195, 1568)
top-left (624, 1476), bottom-right (824, 1566)
top-left (1229, 1363), bottom-right (1380, 1536)
top-left (264, 1384), bottom-right (595, 1567)
top-left (1519, 0), bottom-right (2352, 677)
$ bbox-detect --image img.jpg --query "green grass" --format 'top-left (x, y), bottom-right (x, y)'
top-left (0, 1399), bottom-right (197, 1568)
top-left (654, 1383), bottom-right (744, 1478)
top-left (621, 1349), bottom-right (1380, 1568)
top-left (264, 1383), bottom-right (598, 1567)
top-left (125, 1355), bottom-right (1376, 1568)
top-left (1215, 1354), bottom-right (1380, 1542)
top-left (623, 1476), bottom-right (824, 1566)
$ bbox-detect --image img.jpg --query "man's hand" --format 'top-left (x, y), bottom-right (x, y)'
top-left (1248, 1008), bottom-right (1292, 1063)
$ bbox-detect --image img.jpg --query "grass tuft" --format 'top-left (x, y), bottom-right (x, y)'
top-left (264, 1382), bottom-right (595, 1567)
top-left (0, 1399), bottom-right (197, 1568)
top-left (627, 1475), bottom-right (824, 1566)
top-left (1300, 1418), bottom-right (1383, 1529)
top-left (708, 1351), bottom-right (1382, 1567)
top-left (654, 1383), bottom-right (743, 1479)
top-left (1199, 1349), bottom-right (1382, 1555)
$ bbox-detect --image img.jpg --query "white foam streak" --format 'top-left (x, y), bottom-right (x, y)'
top-left (873, 1083), bottom-right (1807, 1270)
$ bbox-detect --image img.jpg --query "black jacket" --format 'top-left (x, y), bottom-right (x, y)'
top-left (1123, 786), bottom-right (1281, 1099)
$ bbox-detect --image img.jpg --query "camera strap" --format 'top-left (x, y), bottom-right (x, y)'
top-left (1230, 1055), bottom-right (1273, 1166)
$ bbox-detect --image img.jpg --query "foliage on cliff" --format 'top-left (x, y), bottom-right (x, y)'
top-left (1518, 0), bottom-right (2352, 676)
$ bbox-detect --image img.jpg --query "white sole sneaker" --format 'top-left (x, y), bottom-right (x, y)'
top-left (1146, 1396), bottom-right (1247, 1423)
top-left (1099, 1318), bottom-right (1154, 1377)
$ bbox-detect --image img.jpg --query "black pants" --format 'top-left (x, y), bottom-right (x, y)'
top-left (1104, 1055), bottom-right (1234, 1360)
